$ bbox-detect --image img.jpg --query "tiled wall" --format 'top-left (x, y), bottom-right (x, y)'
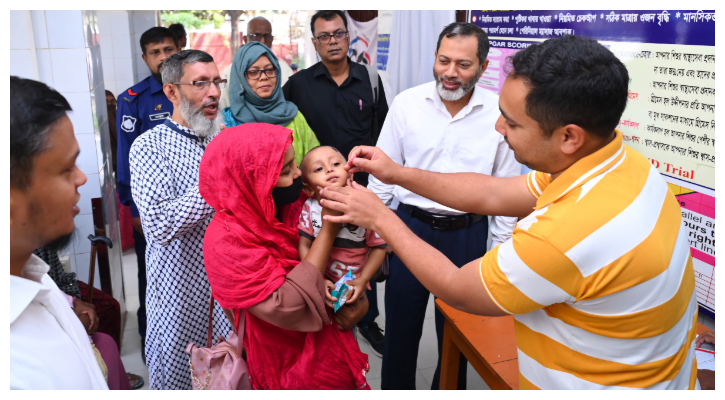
top-left (132, 11), bottom-right (158, 83)
top-left (97, 11), bottom-right (156, 97)
top-left (10, 10), bottom-right (125, 312)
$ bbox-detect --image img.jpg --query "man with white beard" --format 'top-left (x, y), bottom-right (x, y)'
top-left (129, 50), bottom-right (231, 390)
top-left (366, 22), bottom-right (521, 390)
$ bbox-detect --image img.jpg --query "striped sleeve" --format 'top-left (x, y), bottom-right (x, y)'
top-left (525, 171), bottom-right (551, 199)
top-left (480, 232), bottom-right (575, 315)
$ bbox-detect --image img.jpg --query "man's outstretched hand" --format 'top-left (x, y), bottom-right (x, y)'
top-left (319, 179), bottom-right (393, 231)
top-left (345, 146), bottom-right (402, 185)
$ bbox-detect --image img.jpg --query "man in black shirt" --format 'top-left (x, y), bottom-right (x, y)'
top-left (283, 10), bottom-right (389, 358)
top-left (283, 10), bottom-right (389, 188)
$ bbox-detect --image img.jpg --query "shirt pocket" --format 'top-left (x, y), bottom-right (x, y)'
top-left (342, 95), bottom-right (372, 137)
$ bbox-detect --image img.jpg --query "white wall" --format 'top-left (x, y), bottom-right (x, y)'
top-left (132, 11), bottom-right (157, 83)
top-left (10, 10), bottom-right (125, 312)
top-left (97, 10), bottom-right (156, 97)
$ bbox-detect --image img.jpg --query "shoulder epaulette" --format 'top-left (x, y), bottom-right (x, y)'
top-left (119, 77), bottom-right (152, 102)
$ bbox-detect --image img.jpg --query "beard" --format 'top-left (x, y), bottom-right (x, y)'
top-left (179, 95), bottom-right (223, 138)
top-left (44, 229), bottom-right (76, 253)
top-left (151, 63), bottom-right (163, 84)
top-left (434, 68), bottom-right (480, 102)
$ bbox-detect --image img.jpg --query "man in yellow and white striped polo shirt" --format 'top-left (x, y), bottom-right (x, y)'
top-left (319, 35), bottom-right (699, 389)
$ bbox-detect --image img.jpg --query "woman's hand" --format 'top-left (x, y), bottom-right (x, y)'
top-left (345, 278), bottom-right (368, 304)
top-left (334, 292), bottom-right (369, 331)
top-left (324, 280), bottom-right (337, 308)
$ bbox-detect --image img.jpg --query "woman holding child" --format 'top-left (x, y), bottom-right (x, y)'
top-left (223, 41), bottom-right (319, 166)
top-left (199, 123), bottom-right (370, 390)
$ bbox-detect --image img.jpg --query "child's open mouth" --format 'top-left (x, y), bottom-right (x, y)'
top-left (327, 176), bottom-right (339, 183)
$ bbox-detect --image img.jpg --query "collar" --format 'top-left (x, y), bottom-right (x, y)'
top-left (312, 57), bottom-right (362, 82)
top-left (164, 118), bottom-right (200, 140)
top-left (535, 130), bottom-right (625, 209)
top-left (149, 75), bottom-right (164, 94)
top-left (425, 82), bottom-right (487, 120)
top-left (10, 254), bottom-right (51, 324)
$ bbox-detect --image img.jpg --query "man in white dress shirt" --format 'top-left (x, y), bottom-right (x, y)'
top-left (366, 22), bottom-right (520, 390)
top-left (10, 76), bottom-right (108, 389)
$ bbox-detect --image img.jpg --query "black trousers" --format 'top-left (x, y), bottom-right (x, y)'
top-left (381, 206), bottom-right (489, 390)
top-left (133, 229), bottom-right (147, 339)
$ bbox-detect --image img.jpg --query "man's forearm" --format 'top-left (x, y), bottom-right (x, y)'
top-left (371, 211), bottom-right (504, 316)
top-left (392, 167), bottom-right (532, 218)
top-left (394, 168), bottom-right (496, 215)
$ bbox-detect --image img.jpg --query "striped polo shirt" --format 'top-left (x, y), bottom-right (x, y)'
top-left (480, 130), bottom-right (699, 389)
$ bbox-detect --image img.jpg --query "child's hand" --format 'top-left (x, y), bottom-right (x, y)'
top-left (324, 280), bottom-right (337, 308)
top-left (346, 277), bottom-right (368, 304)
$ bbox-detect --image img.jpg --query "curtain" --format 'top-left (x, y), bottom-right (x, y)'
top-left (386, 10), bottom-right (456, 101)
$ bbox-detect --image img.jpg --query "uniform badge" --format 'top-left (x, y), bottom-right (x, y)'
top-left (149, 112), bottom-right (171, 121)
top-left (121, 115), bottom-right (137, 132)
top-left (154, 104), bottom-right (162, 111)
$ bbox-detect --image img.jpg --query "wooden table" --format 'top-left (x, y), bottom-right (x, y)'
top-left (437, 298), bottom-right (714, 390)
top-left (698, 322), bottom-right (714, 336)
top-left (436, 299), bottom-right (519, 390)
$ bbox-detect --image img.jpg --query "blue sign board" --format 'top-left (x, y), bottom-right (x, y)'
top-left (377, 34), bottom-right (390, 71)
top-left (469, 10), bottom-right (715, 46)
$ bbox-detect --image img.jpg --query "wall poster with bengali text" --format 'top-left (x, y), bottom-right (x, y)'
top-left (470, 10), bottom-right (715, 318)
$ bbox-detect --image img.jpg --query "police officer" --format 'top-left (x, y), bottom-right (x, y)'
top-left (116, 26), bottom-right (179, 362)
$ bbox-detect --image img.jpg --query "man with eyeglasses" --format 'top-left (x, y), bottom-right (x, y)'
top-left (219, 16), bottom-right (294, 109)
top-left (284, 10), bottom-right (388, 189)
top-left (283, 10), bottom-right (390, 360)
top-left (128, 49), bottom-right (232, 389)
top-left (116, 26), bottom-right (179, 363)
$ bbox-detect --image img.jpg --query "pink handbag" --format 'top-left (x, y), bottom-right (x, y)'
top-left (185, 294), bottom-right (252, 390)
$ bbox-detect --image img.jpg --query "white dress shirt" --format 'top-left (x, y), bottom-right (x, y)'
top-left (369, 81), bottom-right (520, 248)
top-left (10, 255), bottom-right (108, 390)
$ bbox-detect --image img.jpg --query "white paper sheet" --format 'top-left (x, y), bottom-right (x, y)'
top-left (696, 349), bottom-right (715, 371)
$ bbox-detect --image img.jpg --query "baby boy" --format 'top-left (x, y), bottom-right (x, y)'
top-left (298, 146), bottom-right (387, 304)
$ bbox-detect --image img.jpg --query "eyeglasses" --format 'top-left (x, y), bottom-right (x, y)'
top-left (244, 68), bottom-right (277, 80)
top-left (247, 33), bottom-right (274, 42)
top-left (314, 30), bottom-right (348, 44)
top-left (173, 79), bottom-right (228, 90)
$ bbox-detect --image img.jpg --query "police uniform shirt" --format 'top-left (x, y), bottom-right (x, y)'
top-left (117, 76), bottom-right (173, 217)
